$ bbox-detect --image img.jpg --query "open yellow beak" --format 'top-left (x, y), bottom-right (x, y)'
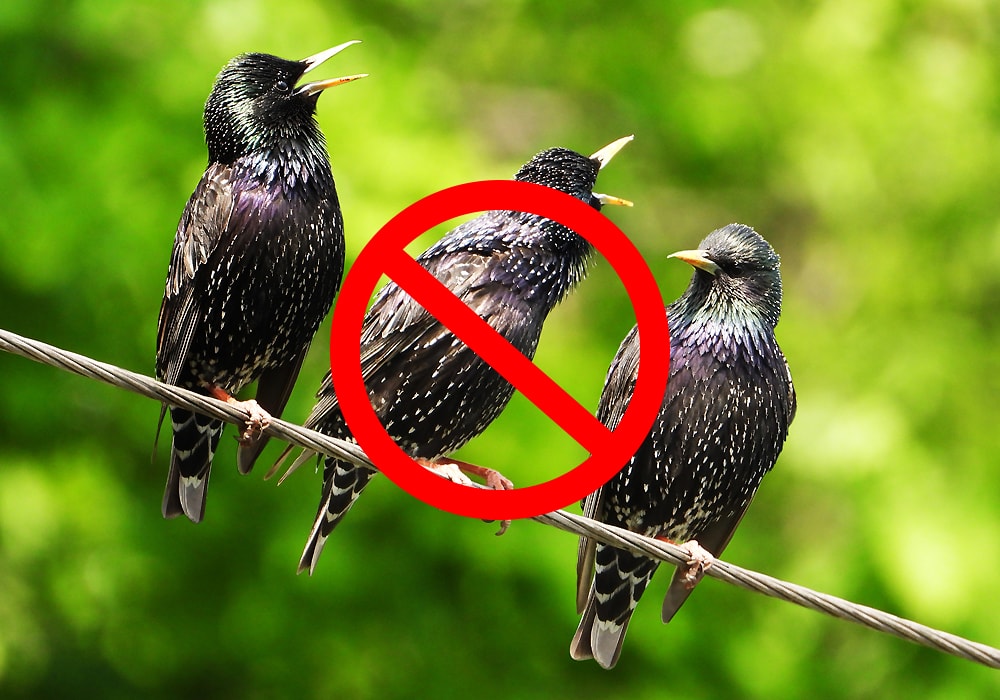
top-left (296, 40), bottom-right (368, 97)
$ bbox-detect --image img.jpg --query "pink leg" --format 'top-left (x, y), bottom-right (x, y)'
top-left (417, 457), bottom-right (514, 535)
top-left (208, 386), bottom-right (272, 443)
top-left (656, 537), bottom-right (715, 589)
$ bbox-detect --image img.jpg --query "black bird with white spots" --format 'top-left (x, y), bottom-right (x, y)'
top-left (283, 137), bottom-right (634, 574)
top-left (156, 42), bottom-right (365, 523)
top-left (572, 223), bottom-right (796, 669)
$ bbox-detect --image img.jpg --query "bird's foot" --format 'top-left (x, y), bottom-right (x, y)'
top-left (417, 457), bottom-right (515, 491)
top-left (417, 457), bottom-right (514, 536)
top-left (208, 388), bottom-right (272, 443)
top-left (656, 537), bottom-right (715, 589)
top-left (678, 539), bottom-right (714, 589)
top-left (234, 400), bottom-right (271, 443)
top-left (451, 460), bottom-right (515, 492)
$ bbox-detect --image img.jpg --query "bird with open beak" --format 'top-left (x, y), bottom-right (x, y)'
top-left (156, 42), bottom-right (366, 523)
top-left (277, 136), bottom-right (635, 575)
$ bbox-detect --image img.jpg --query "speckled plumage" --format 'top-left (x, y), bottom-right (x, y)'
top-left (295, 144), bottom-right (627, 574)
top-left (572, 223), bottom-right (796, 669)
top-left (156, 46), bottom-right (362, 523)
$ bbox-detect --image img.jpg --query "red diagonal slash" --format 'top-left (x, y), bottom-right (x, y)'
top-left (384, 247), bottom-right (613, 456)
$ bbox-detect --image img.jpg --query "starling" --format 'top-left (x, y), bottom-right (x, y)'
top-left (282, 136), bottom-right (634, 574)
top-left (571, 223), bottom-right (796, 669)
top-left (155, 42), bottom-right (366, 523)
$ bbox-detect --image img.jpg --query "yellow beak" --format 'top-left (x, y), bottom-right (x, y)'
top-left (296, 40), bottom-right (368, 97)
top-left (594, 193), bottom-right (634, 207)
top-left (668, 249), bottom-right (719, 275)
top-left (589, 135), bottom-right (634, 170)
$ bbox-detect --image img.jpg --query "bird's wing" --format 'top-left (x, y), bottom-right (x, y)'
top-left (576, 325), bottom-right (641, 613)
top-left (660, 343), bottom-right (797, 622)
top-left (304, 246), bottom-right (507, 430)
top-left (782, 348), bottom-right (798, 424)
top-left (155, 163), bottom-right (236, 384)
top-left (576, 491), bottom-right (601, 614)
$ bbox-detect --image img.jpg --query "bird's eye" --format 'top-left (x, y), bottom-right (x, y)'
top-left (275, 80), bottom-right (290, 93)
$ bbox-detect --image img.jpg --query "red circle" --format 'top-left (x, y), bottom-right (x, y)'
top-left (330, 179), bottom-right (669, 521)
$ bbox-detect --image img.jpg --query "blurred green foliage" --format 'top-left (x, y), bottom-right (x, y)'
top-left (1, 0), bottom-right (999, 697)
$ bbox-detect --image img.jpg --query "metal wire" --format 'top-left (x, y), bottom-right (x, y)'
top-left (1, 325), bottom-right (998, 669)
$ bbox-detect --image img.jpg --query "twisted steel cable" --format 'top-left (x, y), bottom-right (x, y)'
top-left (1, 326), bottom-right (997, 669)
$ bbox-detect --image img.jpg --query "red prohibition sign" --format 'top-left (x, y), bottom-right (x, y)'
top-left (330, 179), bottom-right (670, 521)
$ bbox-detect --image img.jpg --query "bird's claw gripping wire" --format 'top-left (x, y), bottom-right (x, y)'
top-left (418, 457), bottom-right (514, 535)
top-left (656, 537), bottom-right (715, 589)
top-left (208, 387), bottom-right (272, 443)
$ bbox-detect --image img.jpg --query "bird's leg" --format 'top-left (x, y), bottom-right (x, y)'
top-left (450, 458), bottom-right (515, 492)
top-left (415, 456), bottom-right (514, 490)
top-left (656, 537), bottom-right (715, 589)
top-left (417, 457), bottom-right (475, 487)
top-left (207, 386), bottom-right (272, 443)
top-left (416, 457), bottom-right (514, 536)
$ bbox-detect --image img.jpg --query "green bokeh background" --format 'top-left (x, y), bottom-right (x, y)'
top-left (1, 1), bottom-right (999, 697)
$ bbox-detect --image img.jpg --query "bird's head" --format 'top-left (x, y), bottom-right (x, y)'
top-left (203, 41), bottom-right (366, 164)
top-left (514, 135), bottom-right (634, 210)
top-left (669, 223), bottom-right (783, 329)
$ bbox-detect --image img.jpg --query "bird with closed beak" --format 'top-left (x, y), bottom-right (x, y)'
top-left (572, 223), bottom-right (796, 669)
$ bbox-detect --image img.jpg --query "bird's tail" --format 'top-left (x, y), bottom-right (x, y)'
top-left (571, 591), bottom-right (630, 669)
top-left (161, 406), bottom-right (224, 523)
top-left (570, 545), bottom-right (659, 669)
top-left (298, 459), bottom-right (377, 575)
